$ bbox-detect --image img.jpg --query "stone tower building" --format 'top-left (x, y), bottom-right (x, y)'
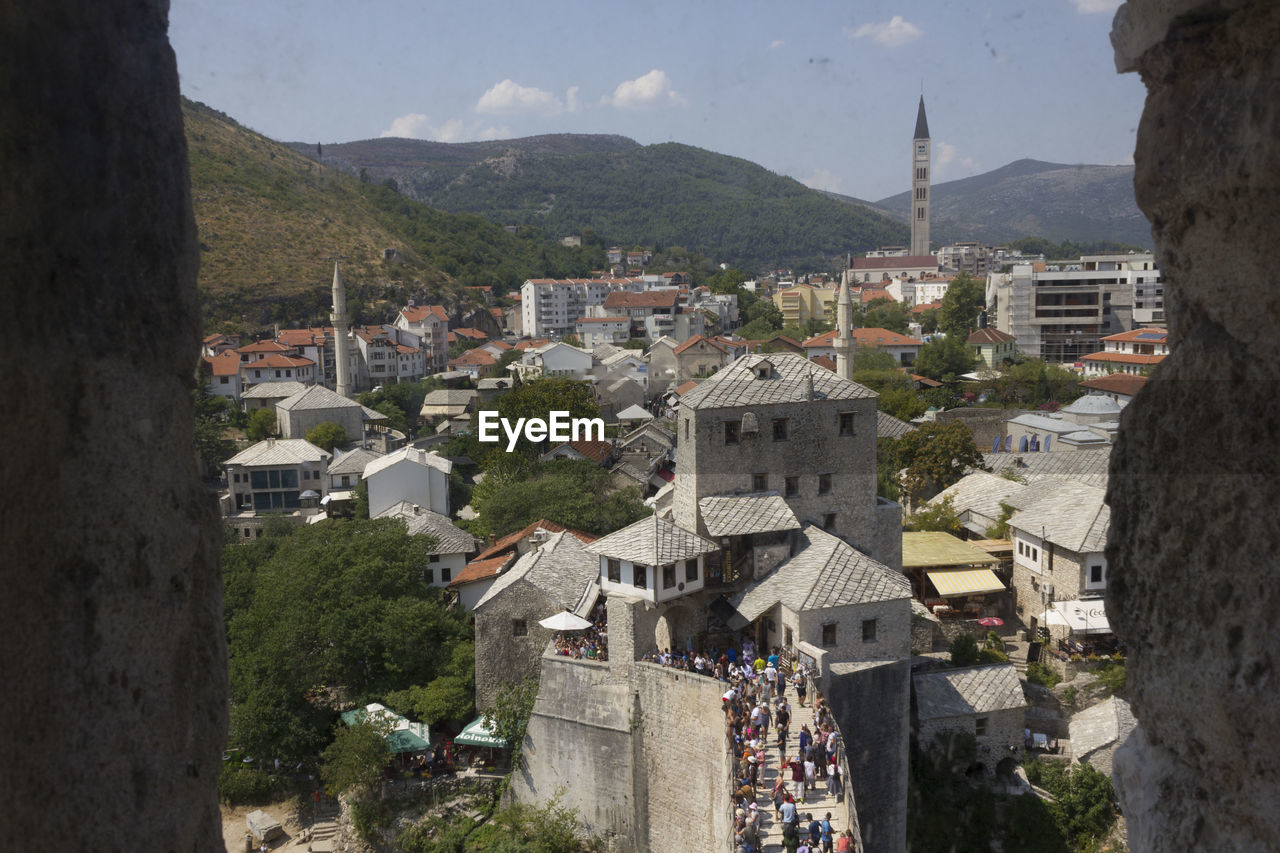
top-left (910, 95), bottom-right (931, 257)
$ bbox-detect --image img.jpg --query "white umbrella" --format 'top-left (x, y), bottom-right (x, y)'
top-left (538, 610), bottom-right (593, 631)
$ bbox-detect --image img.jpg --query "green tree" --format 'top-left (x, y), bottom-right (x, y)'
top-left (949, 633), bottom-right (980, 666)
top-left (937, 273), bottom-right (985, 338)
top-left (483, 676), bottom-right (539, 770)
top-left (193, 388), bottom-right (235, 470)
top-left (374, 400), bottom-right (409, 435)
top-left (473, 459), bottom-right (649, 538)
top-left (306, 421), bottom-right (349, 452)
top-left (323, 717), bottom-right (393, 797)
top-left (473, 378), bottom-right (601, 460)
top-left (246, 407), bottom-right (277, 441)
top-left (862, 297), bottom-right (911, 334)
top-left (385, 642), bottom-right (476, 727)
top-left (745, 298), bottom-right (783, 330)
top-left (896, 421), bottom-right (985, 504)
top-left (353, 478), bottom-right (370, 520)
top-left (984, 500), bottom-right (1015, 539)
top-left (914, 334), bottom-right (976, 382)
top-left (905, 496), bottom-right (963, 534)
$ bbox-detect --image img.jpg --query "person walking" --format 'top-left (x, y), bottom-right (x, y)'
top-left (788, 754), bottom-right (805, 803)
top-left (795, 668), bottom-right (808, 706)
top-left (820, 813), bottom-right (835, 853)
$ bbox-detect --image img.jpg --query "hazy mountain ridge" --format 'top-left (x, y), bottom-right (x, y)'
top-left (870, 159), bottom-right (1150, 248)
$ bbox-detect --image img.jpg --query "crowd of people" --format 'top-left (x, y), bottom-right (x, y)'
top-left (551, 602), bottom-right (609, 661)
top-left (718, 643), bottom-right (855, 853)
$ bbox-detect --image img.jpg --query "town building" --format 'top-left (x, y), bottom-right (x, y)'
top-left (373, 500), bottom-right (477, 590)
top-left (967, 327), bottom-right (1019, 369)
top-left (913, 664), bottom-right (1026, 773)
top-left (362, 446), bottom-right (452, 519)
top-left (395, 304), bottom-right (450, 373)
top-left (803, 327), bottom-right (924, 367)
top-left (521, 279), bottom-right (613, 338)
top-left (224, 438), bottom-right (330, 515)
top-left (773, 283), bottom-right (837, 327)
top-left (1078, 372), bottom-right (1147, 406)
top-left (1080, 327), bottom-right (1168, 376)
top-left (274, 383), bottom-right (382, 441)
top-left (911, 95), bottom-right (931, 257)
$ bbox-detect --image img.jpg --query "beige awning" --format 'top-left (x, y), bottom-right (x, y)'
top-left (926, 569), bottom-right (1005, 597)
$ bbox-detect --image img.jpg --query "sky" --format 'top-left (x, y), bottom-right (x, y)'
top-left (169, 0), bottom-right (1142, 202)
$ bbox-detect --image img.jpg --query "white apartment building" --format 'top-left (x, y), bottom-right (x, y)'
top-left (521, 279), bottom-right (614, 338)
top-left (986, 254), bottom-right (1158, 364)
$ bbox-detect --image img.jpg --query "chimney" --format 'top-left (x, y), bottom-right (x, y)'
top-left (412, 504), bottom-right (421, 515)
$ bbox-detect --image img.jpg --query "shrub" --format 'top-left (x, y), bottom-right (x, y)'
top-left (978, 648), bottom-right (1009, 665)
top-left (949, 633), bottom-right (980, 666)
top-left (1062, 686), bottom-right (1078, 706)
top-left (1026, 662), bottom-right (1061, 688)
top-left (1098, 663), bottom-right (1127, 696)
top-left (217, 763), bottom-right (283, 805)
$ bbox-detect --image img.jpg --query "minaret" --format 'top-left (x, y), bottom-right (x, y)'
top-left (910, 95), bottom-right (931, 257)
top-left (834, 279), bottom-right (854, 381)
top-left (330, 262), bottom-right (352, 398)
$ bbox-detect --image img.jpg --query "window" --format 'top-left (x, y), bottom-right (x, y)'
top-left (784, 626), bottom-right (793, 648)
top-left (429, 554), bottom-right (440, 563)
top-left (1090, 564), bottom-right (1105, 584)
top-left (818, 473), bottom-right (831, 495)
top-left (724, 420), bottom-right (740, 445)
top-left (607, 558), bottom-right (621, 583)
top-left (821, 623), bottom-right (837, 648)
top-left (685, 559), bottom-right (698, 582)
top-left (862, 619), bottom-right (877, 642)
top-left (785, 476), bottom-right (799, 497)
top-left (772, 418), bottom-right (788, 441)
top-left (219, 376), bottom-right (229, 384)
top-left (441, 568), bottom-right (451, 583)
top-left (512, 619), bottom-right (527, 637)
top-left (662, 564), bottom-right (676, 589)
top-left (839, 412), bottom-right (856, 436)
top-left (424, 568), bottom-right (434, 584)
top-left (975, 717), bottom-right (988, 737)
top-left (633, 564), bottom-right (647, 589)
top-left (752, 473), bottom-right (767, 491)
top-left (823, 513), bottom-right (837, 531)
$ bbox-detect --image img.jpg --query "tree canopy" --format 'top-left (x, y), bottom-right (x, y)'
top-left (894, 421), bottom-right (985, 505)
top-left (223, 518), bottom-right (472, 760)
top-left (470, 458), bottom-right (649, 539)
top-left (937, 273), bottom-right (985, 339)
top-left (306, 421), bottom-right (349, 452)
top-left (915, 334), bottom-right (976, 382)
top-left (246, 407), bottom-right (278, 441)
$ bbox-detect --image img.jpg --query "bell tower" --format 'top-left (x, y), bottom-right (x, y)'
top-left (910, 96), bottom-right (931, 257)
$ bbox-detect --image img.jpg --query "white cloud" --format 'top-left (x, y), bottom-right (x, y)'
top-left (844, 16), bottom-right (923, 48)
top-left (769, 39), bottom-right (786, 51)
top-left (1069, 0), bottom-right (1122, 12)
top-left (798, 168), bottom-right (845, 194)
top-left (566, 85), bottom-right (580, 114)
top-left (933, 141), bottom-right (979, 178)
top-left (606, 69), bottom-right (687, 110)
top-left (475, 79), bottom-right (564, 115)
top-left (380, 113), bottom-right (508, 143)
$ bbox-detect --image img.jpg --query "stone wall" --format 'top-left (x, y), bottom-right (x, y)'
top-left (934, 407), bottom-right (1027, 452)
top-left (1, 2), bottom-right (227, 847)
top-left (917, 707), bottom-right (1024, 773)
top-left (1107, 3), bottom-right (1280, 849)
top-left (824, 661), bottom-right (911, 853)
top-left (796, 598), bottom-right (912, 664)
top-left (474, 579), bottom-right (556, 710)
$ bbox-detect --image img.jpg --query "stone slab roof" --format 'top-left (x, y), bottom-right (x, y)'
top-left (475, 530), bottom-right (601, 612)
top-left (363, 447), bottom-right (452, 478)
top-left (877, 410), bottom-right (916, 438)
top-left (698, 493), bottom-right (800, 538)
top-left (982, 447), bottom-right (1111, 488)
top-left (422, 389), bottom-right (479, 406)
top-left (929, 471), bottom-right (1027, 522)
top-left (1061, 395), bottom-right (1123, 416)
top-left (375, 501), bottom-right (478, 554)
top-left (585, 515), bottom-right (719, 566)
top-left (329, 448), bottom-right (383, 476)
top-left (913, 664), bottom-right (1026, 721)
top-left (1069, 696), bottom-right (1136, 776)
top-left (241, 381), bottom-right (308, 400)
top-left (1006, 412), bottom-right (1081, 434)
top-left (729, 525), bottom-right (910, 622)
top-left (679, 353), bottom-right (874, 410)
top-left (1009, 482), bottom-right (1110, 553)
top-left (226, 439), bottom-right (329, 467)
top-left (277, 384), bottom-right (363, 411)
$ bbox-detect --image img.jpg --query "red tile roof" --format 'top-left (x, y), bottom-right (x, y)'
top-left (237, 340), bottom-right (292, 354)
top-left (674, 379), bottom-right (700, 396)
top-left (603, 290), bottom-right (678, 309)
top-left (248, 354), bottom-right (314, 369)
top-left (450, 348), bottom-right (496, 366)
top-left (471, 518), bottom-right (598, 562)
top-left (276, 328), bottom-right (329, 347)
top-left (810, 355), bottom-right (837, 372)
top-left (1081, 351), bottom-right (1165, 365)
top-left (1100, 327), bottom-right (1168, 343)
top-left (673, 334), bottom-right (726, 355)
top-left (910, 301), bottom-right (942, 315)
top-left (448, 554), bottom-right (514, 587)
top-left (1079, 374), bottom-right (1148, 395)
top-left (966, 327), bottom-right (1017, 345)
top-left (514, 338), bottom-right (551, 350)
top-left (452, 327), bottom-right (489, 340)
top-left (204, 351), bottom-right (241, 376)
top-left (401, 304), bottom-right (449, 323)
top-left (556, 439), bottom-right (614, 464)
top-left (849, 255), bottom-right (937, 270)
top-left (487, 340), bottom-right (513, 351)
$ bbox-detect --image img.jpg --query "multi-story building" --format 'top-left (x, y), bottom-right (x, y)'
top-left (574, 316), bottom-right (630, 349)
top-left (773, 283), bottom-right (837, 326)
top-left (986, 254), bottom-right (1158, 364)
top-left (224, 438), bottom-right (330, 514)
top-left (1080, 327), bottom-right (1168, 376)
top-left (395, 304), bottom-right (450, 373)
top-left (521, 279), bottom-right (613, 338)
top-left (936, 241), bottom-right (997, 277)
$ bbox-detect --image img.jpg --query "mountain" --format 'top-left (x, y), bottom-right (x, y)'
top-left (184, 101), bottom-right (596, 332)
top-left (868, 159), bottom-right (1150, 248)
top-left (286, 135), bottom-right (909, 270)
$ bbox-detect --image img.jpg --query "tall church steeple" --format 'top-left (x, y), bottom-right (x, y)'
top-left (910, 95), bottom-right (931, 258)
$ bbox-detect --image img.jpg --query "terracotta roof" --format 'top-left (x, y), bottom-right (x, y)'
top-left (472, 518), bottom-right (598, 563)
top-left (911, 301), bottom-right (942, 315)
top-left (400, 304), bottom-right (448, 323)
top-left (276, 328), bottom-right (329, 346)
top-left (673, 334), bottom-right (726, 355)
top-left (237, 340), bottom-right (292, 354)
top-left (1100, 327), bottom-right (1168, 343)
top-left (849, 255), bottom-right (937, 270)
top-left (453, 327), bottom-right (489, 340)
top-left (1079, 374), bottom-right (1148, 396)
top-left (513, 338), bottom-right (551, 350)
top-left (1080, 351), bottom-right (1165, 365)
top-left (450, 348), bottom-right (496, 366)
top-left (487, 340), bottom-right (513, 351)
top-left (802, 328), bottom-right (921, 348)
top-left (674, 380), bottom-right (700, 396)
top-left (603, 290), bottom-right (678, 309)
top-left (204, 351), bottom-right (241, 376)
top-left (449, 554), bottom-right (514, 587)
top-left (810, 355), bottom-right (836, 371)
top-left (860, 287), bottom-right (892, 304)
top-left (203, 333), bottom-right (226, 345)
top-left (966, 327), bottom-right (1017, 345)
top-left (246, 354), bottom-right (314, 369)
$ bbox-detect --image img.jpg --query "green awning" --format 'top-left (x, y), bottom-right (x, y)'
top-left (454, 715), bottom-right (508, 748)
top-left (339, 703), bottom-right (430, 753)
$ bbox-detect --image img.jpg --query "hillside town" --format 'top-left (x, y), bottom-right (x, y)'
top-left (185, 96), bottom-right (1158, 853)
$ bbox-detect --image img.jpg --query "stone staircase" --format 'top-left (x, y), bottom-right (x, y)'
top-left (299, 799), bottom-right (340, 852)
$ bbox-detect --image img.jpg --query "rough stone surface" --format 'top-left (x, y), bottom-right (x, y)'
top-left (1108, 2), bottom-right (1280, 849)
top-left (0, 2), bottom-right (226, 849)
